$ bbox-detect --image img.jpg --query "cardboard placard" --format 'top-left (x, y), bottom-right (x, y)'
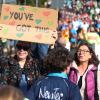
top-left (0, 4), bottom-right (58, 44)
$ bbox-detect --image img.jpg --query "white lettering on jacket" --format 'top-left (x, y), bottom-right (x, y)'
top-left (39, 86), bottom-right (63, 100)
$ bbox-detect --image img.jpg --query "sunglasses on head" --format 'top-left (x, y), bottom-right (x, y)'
top-left (17, 46), bottom-right (29, 51)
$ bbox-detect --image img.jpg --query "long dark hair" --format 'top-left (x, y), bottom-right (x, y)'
top-left (74, 41), bottom-right (99, 67)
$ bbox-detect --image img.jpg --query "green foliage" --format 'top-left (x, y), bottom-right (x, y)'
top-left (25, 0), bottom-right (46, 7)
top-left (26, 0), bottom-right (35, 6)
top-left (39, 0), bottom-right (46, 7)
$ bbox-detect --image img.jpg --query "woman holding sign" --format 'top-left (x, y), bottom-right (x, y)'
top-left (0, 41), bottom-right (41, 95)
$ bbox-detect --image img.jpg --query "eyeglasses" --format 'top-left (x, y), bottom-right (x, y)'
top-left (17, 46), bottom-right (29, 51)
top-left (77, 49), bottom-right (90, 54)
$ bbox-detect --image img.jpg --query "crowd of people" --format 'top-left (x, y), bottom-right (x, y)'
top-left (57, 2), bottom-right (100, 51)
top-left (0, 0), bottom-right (100, 100)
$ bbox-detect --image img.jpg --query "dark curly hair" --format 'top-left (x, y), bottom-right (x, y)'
top-left (44, 47), bottom-right (73, 73)
top-left (74, 41), bottom-right (99, 67)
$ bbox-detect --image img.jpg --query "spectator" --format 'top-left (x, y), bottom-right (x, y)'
top-left (85, 25), bottom-right (100, 55)
top-left (61, 27), bottom-right (71, 51)
top-left (70, 26), bottom-right (78, 48)
top-left (55, 37), bottom-right (66, 48)
top-left (27, 47), bottom-right (82, 100)
top-left (31, 43), bottom-right (49, 76)
top-left (77, 28), bottom-right (86, 41)
top-left (69, 41), bottom-right (99, 100)
top-left (72, 16), bottom-right (80, 31)
top-left (0, 85), bottom-right (25, 100)
top-left (0, 41), bottom-right (41, 95)
top-left (31, 43), bottom-right (49, 63)
top-left (80, 18), bottom-right (89, 33)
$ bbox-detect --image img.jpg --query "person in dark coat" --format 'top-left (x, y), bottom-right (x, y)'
top-left (27, 47), bottom-right (82, 100)
top-left (0, 41), bottom-right (41, 95)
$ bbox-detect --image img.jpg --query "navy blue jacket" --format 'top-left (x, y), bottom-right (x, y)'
top-left (27, 76), bottom-right (82, 100)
